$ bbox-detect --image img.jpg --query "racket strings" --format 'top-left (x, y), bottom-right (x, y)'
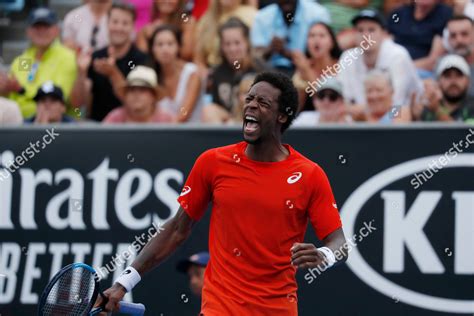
top-left (42, 267), bottom-right (96, 316)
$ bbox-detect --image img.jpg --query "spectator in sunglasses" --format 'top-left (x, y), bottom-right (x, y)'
top-left (292, 77), bottom-right (351, 126)
top-left (363, 69), bottom-right (411, 123)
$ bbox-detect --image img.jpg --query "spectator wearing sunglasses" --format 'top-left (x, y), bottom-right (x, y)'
top-left (292, 77), bottom-right (351, 126)
top-left (63, 0), bottom-right (111, 53)
top-left (362, 69), bottom-right (411, 123)
top-left (0, 7), bottom-right (77, 118)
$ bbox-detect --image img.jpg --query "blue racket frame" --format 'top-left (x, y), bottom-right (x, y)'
top-left (37, 263), bottom-right (145, 316)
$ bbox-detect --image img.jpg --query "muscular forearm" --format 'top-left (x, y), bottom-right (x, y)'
top-left (131, 208), bottom-right (194, 276)
top-left (323, 228), bottom-right (348, 263)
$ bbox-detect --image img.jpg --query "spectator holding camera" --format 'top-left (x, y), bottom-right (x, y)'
top-left (25, 81), bottom-right (75, 124)
top-left (0, 7), bottom-right (77, 118)
top-left (251, 0), bottom-right (330, 75)
top-left (71, 2), bottom-right (147, 121)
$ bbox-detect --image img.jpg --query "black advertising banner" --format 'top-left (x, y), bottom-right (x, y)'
top-left (0, 126), bottom-right (473, 316)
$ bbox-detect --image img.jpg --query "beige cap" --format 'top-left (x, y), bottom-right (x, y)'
top-left (436, 54), bottom-right (471, 78)
top-left (125, 66), bottom-right (158, 90)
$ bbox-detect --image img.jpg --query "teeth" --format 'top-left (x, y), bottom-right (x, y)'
top-left (245, 116), bottom-right (258, 122)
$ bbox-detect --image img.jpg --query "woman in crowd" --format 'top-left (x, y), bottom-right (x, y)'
top-left (194, 0), bottom-right (257, 71)
top-left (148, 25), bottom-right (203, 123)
top-left (126, 0), bottom-right (154, 33)
top-left (203, 18), bottom-right (266, 124)
top-left (136, 0), bottom-right (195, 61)
top-left (362, 69), bottom-right (411, 123)
top-left (292, 22), bottom-right (342, 112)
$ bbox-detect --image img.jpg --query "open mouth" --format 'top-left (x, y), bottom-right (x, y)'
top-left (244, 115), bottom-right (260, 134)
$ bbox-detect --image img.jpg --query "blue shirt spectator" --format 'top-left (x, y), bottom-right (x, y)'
top-left (388, 2), bottom-right (452, 60)
top-left (250, 0), bottom-right (330, 71)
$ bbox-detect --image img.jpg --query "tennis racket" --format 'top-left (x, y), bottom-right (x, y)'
top-left (37, 263), bottom-right (146, 316)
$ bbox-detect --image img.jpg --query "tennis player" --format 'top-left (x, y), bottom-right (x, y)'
top-left (99, 72), bottom-right (348, 315)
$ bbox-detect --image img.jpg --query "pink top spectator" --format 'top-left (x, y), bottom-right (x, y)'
top-left (103, 105), bottom-right (173, 123)
top-left (127, 0), bottom-right (153, 33)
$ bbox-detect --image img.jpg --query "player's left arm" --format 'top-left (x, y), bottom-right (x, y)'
top-left (291, 228), bottom-right (347, 269)
top-left (291, 165), bottom-right (348, 269)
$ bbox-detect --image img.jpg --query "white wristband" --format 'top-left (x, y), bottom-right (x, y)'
top-left (115, 267), bottom-right (141, 292)
top-left (318, 246), bottom-right (336, 267)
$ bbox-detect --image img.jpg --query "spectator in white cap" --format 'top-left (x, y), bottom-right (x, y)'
top-left (103, 66), bottom-right (173, 123)
top-left (292, 77), bottom-right (351, 126)
top-left (25, 81), bottom-right (76, 124)
top-left (414, 54), bottom-right (474, 122)
top-left (445, 15), bottom-right (474, 98)
top-left (338, 9), bottom-right (423, 117)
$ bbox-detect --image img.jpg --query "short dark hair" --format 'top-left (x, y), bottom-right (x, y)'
top-left (109, 1), bottom-right (136, 22)
top-left (252, 71), bottom-right (298, 133)
top-left (447, 15), bottom-right (474, 26)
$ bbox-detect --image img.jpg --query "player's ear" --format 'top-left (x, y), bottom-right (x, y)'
top-left (278, 113), bottom-right (288, 125)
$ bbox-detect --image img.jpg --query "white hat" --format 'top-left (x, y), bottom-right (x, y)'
top-left (436, 54), bottom-right (471, 78)
top-left (125, 66), bottom-right (158, 90)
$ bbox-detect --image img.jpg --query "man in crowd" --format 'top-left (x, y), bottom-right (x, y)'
top-left (292, 77), bottom-right (351, 125)
top-left (388, 0), bottom-right (452, 73)
top-left (71, 2), bottom-right (147, 121)
top-left (25, 81), bottom-right (75, 124)
top-left (0, 7), bottom-right (77, 118)
top-left (103, 66), bottom-right (172, 123)
top-left (176, 251), bottom-right (210, 298)
top-left (251, 0), bottom-right (330, 74)
top-left (338, 9), bottom-right (423, 112)
top-left (445, 15), bottom-right (474, 97)
top-left (62, 0), bottom-right (112, 52)
top-left (414, 54), bottom-right (474, 122)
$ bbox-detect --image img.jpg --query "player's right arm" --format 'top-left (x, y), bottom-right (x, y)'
top-left (100, 207), bottom-right (195, 312)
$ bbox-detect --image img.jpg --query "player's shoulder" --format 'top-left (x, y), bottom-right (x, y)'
top-left (197, 142), bottom-right (244, 162)
top-left (290, 146), bottom-right (327, 176)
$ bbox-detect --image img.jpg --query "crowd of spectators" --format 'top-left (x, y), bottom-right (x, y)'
top-left (0, 0), bottom-right (473, 126)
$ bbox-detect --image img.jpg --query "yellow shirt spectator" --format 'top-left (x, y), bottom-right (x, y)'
top-left (9, 40), bottom-right (77, 118)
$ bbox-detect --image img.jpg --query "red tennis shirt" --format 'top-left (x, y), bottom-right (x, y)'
top-left (177, 142), bottom-right (342, 316)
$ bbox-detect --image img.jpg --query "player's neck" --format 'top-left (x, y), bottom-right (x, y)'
top-left (245, 140), bottom-right (289, 163)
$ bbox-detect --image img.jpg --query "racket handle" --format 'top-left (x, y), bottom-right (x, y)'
top-left (118, 301), bottom-right (146, 315)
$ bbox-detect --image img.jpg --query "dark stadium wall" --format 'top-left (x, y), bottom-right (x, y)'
top-left (0, 126), bottom-right (472, 316)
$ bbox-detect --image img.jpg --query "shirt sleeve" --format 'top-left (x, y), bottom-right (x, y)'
top-left (250, 12), bottom-right (270, 48)
top-left (307, 165), bottom-right (342, 240)
top-left (177, 149), bottom-right (216, 221)
top-left (62, 12), bottom-right (75, 41)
